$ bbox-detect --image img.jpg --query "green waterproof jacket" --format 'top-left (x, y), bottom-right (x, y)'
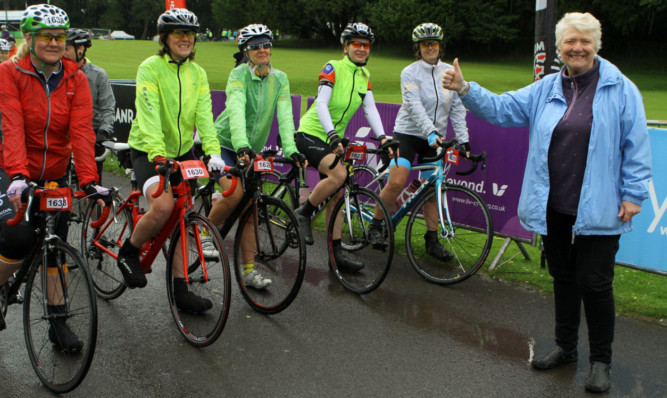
top-left (215, 64), bottom-right (298, 158)
top-left (298, 56), bottom-right (370, 141)
top-left (128, 54), bottom-right (220, 162)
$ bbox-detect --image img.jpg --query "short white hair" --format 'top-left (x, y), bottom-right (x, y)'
top-left (555, 12), bottom-right (602, 51)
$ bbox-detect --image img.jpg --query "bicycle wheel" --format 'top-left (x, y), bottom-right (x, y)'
top-left (23, 240), bottom-right (97, 394)
top-left (405, 184), bottom-right (493, 285)
top-left (328, 187), bottom-right (394, 294)
top-left (233, 196), bottom-right (306, 314)
top-left (352, 164), bottom-right (384, 196)
top-left (81, 194), bottom-right (129, 300)
top-left (261, 170), bottom-right (297, 209)
top-left (166, 213), bottom-right (231, 347)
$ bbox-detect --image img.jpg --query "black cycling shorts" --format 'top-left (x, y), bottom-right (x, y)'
top-left (294, 132), bottom-right (332, 170)
top-left (393, 132), bottom-right (439, 165)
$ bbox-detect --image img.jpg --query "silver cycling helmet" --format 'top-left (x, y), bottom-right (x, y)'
top-left (0, 39), bottom-right (10, 51)
top-left (67, 28), bottom-right (92, 48)
top-left (340, 22), bottom-right (375, 44)
top-left (237, 24), bottom-right (273, 50)
top-left (157, 8), bottom-right (199, 33)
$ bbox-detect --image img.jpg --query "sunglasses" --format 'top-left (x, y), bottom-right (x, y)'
top-left (171, 30), bottom-right (196, 39)
top-left (419, 41), bottom-right (440, 48)
top-left (247, 42), bottom-right (273, 51)
top-left (349, 41), bottom-right (371, 49)
top-left (33, 32), bottom-right (67, 44)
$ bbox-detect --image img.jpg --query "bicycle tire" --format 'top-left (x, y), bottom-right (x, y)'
top-left (23, 240), bottom-right (97, 393)
top-left (81, 193), bottom-right (129, 300)
top-left (261, 170), bottom-right (297, 209)
top-left (405, 183), bottom-right (493, 285)
top-left (233, 195), bottom-right (306, 314)
top-left (352, 164), bottom-right (384, 196)
top-left (327, 187), bottom-right (394, 294)
top-left (166, 213), bottom-right (231, 347)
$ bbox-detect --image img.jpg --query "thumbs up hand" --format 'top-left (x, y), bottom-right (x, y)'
top-left (442, 58), bottom-right (468, 96)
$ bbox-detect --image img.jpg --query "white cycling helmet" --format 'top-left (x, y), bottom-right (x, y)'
top-left (20, 4), bottom-right (69, 35)
top-left (0, 39), bottom-right (10, 51)
top-left (157, 8), bottom-right (199, 33)
top-left (237, 24), bottom-right (273, 49)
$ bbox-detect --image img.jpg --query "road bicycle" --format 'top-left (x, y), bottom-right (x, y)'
top-left (237, 141), bottom-right (396, 295)
top-left (354, 138), bottom-right (493, 285)
top-left (191, 150), bottom-right (307, 314)
top-left (1, 183), bottom-right (97, 393)
top-left (79, 143), bottom-right (230, 347)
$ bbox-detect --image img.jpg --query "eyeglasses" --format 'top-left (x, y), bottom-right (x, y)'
top-left (419, 41), bottom-right (440, 48)
top-left (349, 41), bottom-right (371, 49)
top-left (171, 30), bottom-right (196, 39)
top-left (33, 32), bottom-right (67, 44)
top-left (247, 42), bottom-right (273, 51)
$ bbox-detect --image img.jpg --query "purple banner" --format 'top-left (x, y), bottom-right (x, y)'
top-left (301, 97), bottom-right (534, 241)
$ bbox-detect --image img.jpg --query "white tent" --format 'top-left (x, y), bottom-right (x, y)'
top-left (110, 30), bottom-right (135, 40)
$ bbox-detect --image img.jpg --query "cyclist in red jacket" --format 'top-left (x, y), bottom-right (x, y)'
top-left (0, 4), bottom-right (109, 351)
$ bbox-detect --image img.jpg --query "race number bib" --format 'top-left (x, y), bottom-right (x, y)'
top-left (40, 187), bottom-right (72, 211)
top-left (445, 148), bottom-right (459, 165)
top-left (180, 160), bottom-right (209, 179)
top-left (345, 145), bottom-right (367, 161)
top-left (254, 157), bottom-right (273, 172)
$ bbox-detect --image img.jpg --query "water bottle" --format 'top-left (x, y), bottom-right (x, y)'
top-left (396, 179), bottom-right (421, 209)
top-left (211, 192), bottom-right (222, 206)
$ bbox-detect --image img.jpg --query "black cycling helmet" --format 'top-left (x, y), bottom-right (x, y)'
top-left (340, 22), bottom-right (375, 44)
top-left (67, 28), bottom-right (92, 48)
top-left (157, 8), bottom-right (199, 33)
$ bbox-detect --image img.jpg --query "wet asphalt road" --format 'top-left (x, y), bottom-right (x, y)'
top-left (1, 171), bottom-right (665, 397)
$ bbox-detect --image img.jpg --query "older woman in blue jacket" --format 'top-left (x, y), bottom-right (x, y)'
top-left (443, 12), bottom-right (651, 394)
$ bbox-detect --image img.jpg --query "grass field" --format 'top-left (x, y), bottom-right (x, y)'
top-left (92, 39), bottom-right (666, 322)
top-left (82, 39), bottom-right (667, 120)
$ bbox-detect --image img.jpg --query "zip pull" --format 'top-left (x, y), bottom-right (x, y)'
top-left (571, 230), bottom-right (576, 245)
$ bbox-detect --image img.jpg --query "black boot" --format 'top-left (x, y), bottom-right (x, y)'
top-left (332, 240), bottom-right (364, 273)
top-left (173, 278), bottom-right (213, 314)
top-left (48, 305), bottom-right (83, 353)
top-left (585, 362), bottom-right (611, 393)
top-left (531, 346), bottom-right (578, 370)
top-left (116, 238), bottom-right (147, 288)
top-left (424, 231), bottom-right (453, 261)
top-left (294, 204), bottom-right (314, 245)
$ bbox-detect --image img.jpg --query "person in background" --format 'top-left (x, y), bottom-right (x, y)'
top-left (0, 39), bottom-right (10, 62)
top-left (207, 24), bottom-right (306, 289)
top-left (442, 12), bottom-right (652, 394)
top-left (6, 36), bottom-right (17, 59)
top-left (116, 8), bottom-right (224, 313)
top-left (0, 24), bottom-right (9, 40)
top-left (0, 4), bottom-right (110, 350)
top-left (64, 28), bottom-right (116, 183)
top-left (367, 22), bottom-right (470, 259)
top-left (293, 22), bottom-right (388, 272)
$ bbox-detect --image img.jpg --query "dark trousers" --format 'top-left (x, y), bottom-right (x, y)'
top-left (542, 208), bottom-right (620, 364)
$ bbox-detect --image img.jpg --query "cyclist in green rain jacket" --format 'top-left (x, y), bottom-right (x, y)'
top-left (207, 24), bottom-right (305, 289)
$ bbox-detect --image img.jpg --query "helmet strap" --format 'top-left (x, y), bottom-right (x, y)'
top-left (76, 46), bottom-right (87, 64)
